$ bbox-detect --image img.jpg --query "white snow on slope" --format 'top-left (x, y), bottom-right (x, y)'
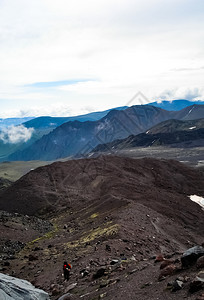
top-left (189, 195), bottom-right (204, 210)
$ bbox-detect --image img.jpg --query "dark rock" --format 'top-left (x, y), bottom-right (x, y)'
top-left (159, 264), bottom-right (177, 280)
top-left (160, 259), bottom-right (174, 269)
top-left (93, 268), bottom-right (107, 279)
top-left (197, 256), bottom-right (204, 269)
top-left (80, 269), bottom-right (89, 277)
top-left (3, 261), bottom-right (10, 266)
top-left (28, 254), bottom-right (38, 261)
top-left (171, 280), bottom-right (183, 292)
top-left (33, 247), bottom-right (41, 251)
top-left (181, 246), bottom-right (204, 268)
top-left (189, 271), bottom-right (204, 293)
top-left (106, 244), bottom-right (111, 252)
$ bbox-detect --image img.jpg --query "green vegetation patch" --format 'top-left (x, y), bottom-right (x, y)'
top-left (66, 222), bottom-right (119, 249)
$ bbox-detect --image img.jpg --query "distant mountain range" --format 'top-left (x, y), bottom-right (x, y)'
top-left (147, 99), bottom-right (204, 111)
top-left (93, 117), bottom-right (204, 152)
top-left (0, 106), bottom-right (126, 160)
top-left (0, 117), bottom-right (34, 129)
top-left (7, 104), bottom-right (204, 161)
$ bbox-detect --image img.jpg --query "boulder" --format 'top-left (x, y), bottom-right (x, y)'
top-left (181, 246), bottom-right (204, 268)
top-left (0, 273), bottom-right (49, 300)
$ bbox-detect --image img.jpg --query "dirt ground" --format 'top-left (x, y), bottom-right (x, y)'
top-left (0, 156), bottom-right (204, 299)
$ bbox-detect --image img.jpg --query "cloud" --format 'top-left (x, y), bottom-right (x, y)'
top-left (25, 79), bottom-right (96, 88)
top-left (0, 125), bottom-right (34, 144)
top-left (155, 87), bottom-right (204, 101)
top-left (0, 0), bottom-right (204, 117)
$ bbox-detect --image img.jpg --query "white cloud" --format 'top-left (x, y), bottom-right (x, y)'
top-left (155, 87), bottom-right (204, 102)
top-left (0, 0), bottom-right (204, 117)
top-left (0, 125), bottom-right (34, 144)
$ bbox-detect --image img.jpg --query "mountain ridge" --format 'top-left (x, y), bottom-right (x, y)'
top-left (8, 104), bottom-right (204, 161)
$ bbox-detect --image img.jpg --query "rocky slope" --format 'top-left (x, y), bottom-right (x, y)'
top-left (147, 118), bottom-right (204, 134)
top-left (93, 128), bottom-right (204, 152)
top-left (0, 156), bottom-right (204, 299)
top-left (93, 118), bottom-right (204, 152)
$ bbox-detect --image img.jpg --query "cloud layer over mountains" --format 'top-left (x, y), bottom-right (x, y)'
top-left (0, 125), bottom-right (34, 144)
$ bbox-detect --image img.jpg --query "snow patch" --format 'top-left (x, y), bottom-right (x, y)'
top-left (189, 195), bottom-right (204, 210)
top-left (189, 126), bottom-right (196, 130)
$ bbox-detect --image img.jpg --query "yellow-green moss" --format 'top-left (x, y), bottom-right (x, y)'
top-left (66, 223), bottom-right (119, 249)
top-left (90, 213), bottom-right (99, 219)
top-left (27, 223), bottom-right (58, 246)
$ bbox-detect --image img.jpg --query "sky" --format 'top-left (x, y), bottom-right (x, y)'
top-left (0, 0), bottom-right (204, 118)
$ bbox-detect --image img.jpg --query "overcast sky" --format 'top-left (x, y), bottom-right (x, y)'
top-left (0, 0), bottom-right (204, 118)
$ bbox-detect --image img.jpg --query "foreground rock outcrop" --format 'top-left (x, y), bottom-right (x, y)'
top-left (0, 273), bottom-right (49, 300)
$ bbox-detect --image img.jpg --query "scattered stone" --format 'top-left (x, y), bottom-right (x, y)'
top-left (93, 268), bottom-right (107, 279)
top-left (80, 268), bottom-right (89, 277)
top-left (140, 282), bottom-right (153, 289)
top-left (100, 279), bottom-right (109, 288)
top-left (58, 293), bottom-right (77, 300)
top-left (65, 283), bottom-right (77, 293)
top-left (98, 293), bottom-right (107, 299)
top-left (33, 247), bottom-right (41, 251)
top-left (155, 254), bottom-right (164, 262)
top-left (196, 293), bottom-right (204, 300)
top-left (181, 246), bottom-right (204, 268)
top-left (28, 254), bottom-right (38, 261)
top-left (160, 259), bottom-right (174, 270)
top-left (171, 279), bottom-right (184, 292)
top-left (159, 264), bottom-right (177, 280)
top-left (189, 271), bottom-right (204, 293)
top-left (197, 256), bottom-right (204, 269)
top-left (110, 259), bottom-right (119, 265)
top-left (106, 244), bottom-right (111, 252)
top-left (129, 268), bottom-right (138, 275)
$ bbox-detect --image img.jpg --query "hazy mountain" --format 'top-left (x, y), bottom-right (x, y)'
top-left (8, 104), bottom-right (204, 161)
top-left (148, 99), bottom-right (204, 111)
top-left (0, 106), bottom-right (127, 161)
top-left (0, 117), bottom-right (34, 128)
top-left (23, 106), bottom-right (127, 130)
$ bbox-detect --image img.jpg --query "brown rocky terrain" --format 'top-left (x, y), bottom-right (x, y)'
top-left (0, 156), bottom-right (204, 299)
